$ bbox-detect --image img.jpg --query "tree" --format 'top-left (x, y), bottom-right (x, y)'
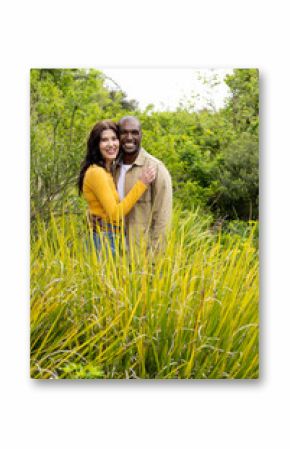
top-left (224, 69), bottom-right (259, 135)
top-left (217, 133), bottom-right (259, 219)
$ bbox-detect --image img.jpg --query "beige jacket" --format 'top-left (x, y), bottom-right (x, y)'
top-left (115, 148), bottom-right (172, 252)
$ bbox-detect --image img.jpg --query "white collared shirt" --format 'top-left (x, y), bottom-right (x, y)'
top-left (117, 163), bottom-right (132, 199)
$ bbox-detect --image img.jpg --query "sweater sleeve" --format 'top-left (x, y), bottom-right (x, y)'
top-left (150, 163), bottom-right (172, 251)
top-left (85, 167), bottom-right (148, 222)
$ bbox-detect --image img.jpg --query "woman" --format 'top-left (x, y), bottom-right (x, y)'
top-left (78, 120), bottom-right (155, 255)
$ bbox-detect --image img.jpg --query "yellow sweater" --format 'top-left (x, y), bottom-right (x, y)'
top-left (83, 165), bottom-right (148, 224)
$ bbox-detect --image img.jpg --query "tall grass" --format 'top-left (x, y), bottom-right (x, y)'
top-left (30, 210), bottom-right (259, 379)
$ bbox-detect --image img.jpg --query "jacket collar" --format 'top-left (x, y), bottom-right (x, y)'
top-left (118, 147), bottom-right (147, 167)
top-left (132, 147), bottom-right (147, 166)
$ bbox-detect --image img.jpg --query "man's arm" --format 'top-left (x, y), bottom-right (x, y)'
top-left (150, 163), bottom-right (172, 251)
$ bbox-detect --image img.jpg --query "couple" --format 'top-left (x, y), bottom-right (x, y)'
top-left (78, 116), bottom-right (172, 255)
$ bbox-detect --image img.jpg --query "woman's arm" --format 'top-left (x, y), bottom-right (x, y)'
top-left (84, 166), bottom-right (148, 222)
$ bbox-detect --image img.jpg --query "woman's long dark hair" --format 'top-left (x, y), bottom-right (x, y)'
top-left (78, 120), bottom-right (120, 194)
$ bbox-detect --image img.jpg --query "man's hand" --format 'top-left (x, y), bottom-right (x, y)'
top-left (140, 166), bottom-right (156, 185)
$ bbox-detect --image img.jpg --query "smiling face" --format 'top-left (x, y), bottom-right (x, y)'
top-left (99, 129), bottom-right (119, 163)
top-left (119, 117), bottom-right (142, 155)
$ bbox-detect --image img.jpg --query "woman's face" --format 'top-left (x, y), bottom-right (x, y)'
top-left (99, 129), bottom-right (119, 162)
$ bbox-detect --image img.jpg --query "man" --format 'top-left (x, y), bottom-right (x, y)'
top-left (116, 116), bottom-right (172, 252)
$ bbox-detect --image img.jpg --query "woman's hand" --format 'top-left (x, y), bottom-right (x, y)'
top-left (140, 166), bottom-right (157, 185)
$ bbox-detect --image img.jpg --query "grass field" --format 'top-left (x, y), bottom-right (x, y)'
top-left (30, 210), bottom-right (259, 379)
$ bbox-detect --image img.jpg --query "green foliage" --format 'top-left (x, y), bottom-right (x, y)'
top-left (31, 68), bottom-right (259, 222)
top-left (224, 68), bottom-right (259, 135)
top-left (217, 133), bottom-right (259, 219)
top-left (136, 70), bottom-right (259, 219)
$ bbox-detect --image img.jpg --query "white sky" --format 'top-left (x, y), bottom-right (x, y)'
top-left (103, 68), bottom-right (233, 112)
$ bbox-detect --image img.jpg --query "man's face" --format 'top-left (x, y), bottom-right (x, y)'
top-left (119, 118), bottom-right (142, 154)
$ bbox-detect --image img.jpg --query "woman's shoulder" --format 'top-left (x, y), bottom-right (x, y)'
top-left (86, 164), bottom-right (105, 174)
top-left (85, 164), bottom-right (107, 179)
top-left (84, 164), bottom-right (111, 188)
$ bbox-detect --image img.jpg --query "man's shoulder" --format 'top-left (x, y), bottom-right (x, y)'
top-left (141, 148), bottom-right (166, 168)
top-left (141, 149), bottom-right (172, 186)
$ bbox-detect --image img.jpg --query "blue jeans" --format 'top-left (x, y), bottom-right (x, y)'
top-left (93, 231), bottom-right (116, 256)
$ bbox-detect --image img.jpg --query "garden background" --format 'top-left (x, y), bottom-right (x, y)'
top-left (30, 68), bottom-right (259, 379)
